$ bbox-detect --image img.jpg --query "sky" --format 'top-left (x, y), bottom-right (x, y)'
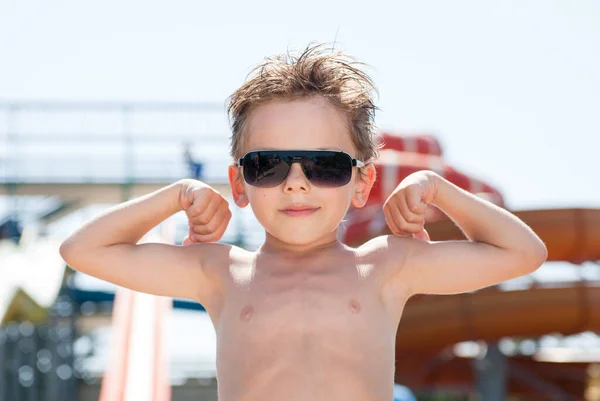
top-left (1, 0), bottom-right (600, 379)
top-left (0, 0), bottom-right (599, 211)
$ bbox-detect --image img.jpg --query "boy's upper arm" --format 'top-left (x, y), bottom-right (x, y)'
top-left (381, 235), bottom-right (542, 296)
top-left (61, 241), bottom-right (227, 303)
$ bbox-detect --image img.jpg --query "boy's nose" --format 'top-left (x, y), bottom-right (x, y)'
top-left (283, 163), bottom-right (310, 193)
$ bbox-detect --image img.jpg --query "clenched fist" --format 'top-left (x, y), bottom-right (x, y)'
top-left (178, 179), bottom-right (232, 245)
top-left (383, 170), bottom-right (440, 241)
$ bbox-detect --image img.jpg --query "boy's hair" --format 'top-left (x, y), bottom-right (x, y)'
top-left (226, 42), bottom-right (380, 163)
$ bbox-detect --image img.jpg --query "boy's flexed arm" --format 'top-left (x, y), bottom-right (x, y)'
top-left (59, 179), bottom-right (231, 302)
top-left (382, 171), bottom-right (548, 296)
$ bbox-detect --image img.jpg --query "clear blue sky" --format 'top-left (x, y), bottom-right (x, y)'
top-left (0, 0), bottom-right (599, 210)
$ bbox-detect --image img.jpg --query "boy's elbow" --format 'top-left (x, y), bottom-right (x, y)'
top-left (521, 240), bottom-right (548, 273)
top-left (533, 237), bottom-right (548, 264)
top-left (59, 240), bottom-right (85, 268)
top-left (59, 241), bottom-right (75, 265)
top-left (539, 241), bottom-right (549, 262)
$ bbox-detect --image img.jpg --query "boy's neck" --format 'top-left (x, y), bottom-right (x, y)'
top-left (258, 231), bottom-right (345, 257)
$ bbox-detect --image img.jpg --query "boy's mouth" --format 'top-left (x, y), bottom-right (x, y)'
top-left (280, 205), bottom-right (320, 217)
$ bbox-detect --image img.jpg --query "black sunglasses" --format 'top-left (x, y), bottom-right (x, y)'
top-left (237, 150), bottom-right (365, 188)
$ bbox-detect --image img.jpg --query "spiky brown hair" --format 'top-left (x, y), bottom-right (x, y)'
top-left (226, 42), bottom-right (380, 163)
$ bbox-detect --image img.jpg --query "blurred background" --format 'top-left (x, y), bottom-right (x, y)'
top-left (1, 0), bottom-right (599, 400)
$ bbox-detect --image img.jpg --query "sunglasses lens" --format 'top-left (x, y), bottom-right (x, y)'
top-left (243, 153), bottom-right (290, 187)
top-left (303, 152), bottom-right (353, 187)
top-left (241, 151), bottom-right (355, 188)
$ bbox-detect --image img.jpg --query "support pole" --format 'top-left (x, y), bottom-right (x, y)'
top-left (473, 342), bottom-right (507, 401)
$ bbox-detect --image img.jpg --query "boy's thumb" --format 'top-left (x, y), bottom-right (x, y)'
top-left (412, 229), bottom-right (430, 242)
top-left (182, 235), bottom-right (195, 246)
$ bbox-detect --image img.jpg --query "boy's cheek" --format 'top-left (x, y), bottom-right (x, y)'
top-left (244, 190), bottom-right (277, 215)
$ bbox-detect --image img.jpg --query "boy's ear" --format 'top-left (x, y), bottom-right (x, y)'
top-left (351, 163), bottom-right (376, 208)
top-left (228, 164), bottom-right (249, 208)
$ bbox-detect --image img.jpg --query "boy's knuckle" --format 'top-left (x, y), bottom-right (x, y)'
top-left (197, 214), bottom-right (210, 225)
top-left (406, 214), bottom-right (420, 223)
top-left (398, 221), bottom-right (410, 231)
top-left (207, 220), bottom-right (219, 232)
top-left (195, 226), bottom-right (210, 235)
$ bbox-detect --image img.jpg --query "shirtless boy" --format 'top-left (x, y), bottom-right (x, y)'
top-left (59, 43), bottom-right (548, 401)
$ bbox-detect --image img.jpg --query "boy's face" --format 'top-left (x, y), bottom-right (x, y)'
top-left (228, 97), bottom-right (375, 247)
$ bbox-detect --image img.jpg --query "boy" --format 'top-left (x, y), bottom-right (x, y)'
top-left (59, 43), bottom-right (547, 401)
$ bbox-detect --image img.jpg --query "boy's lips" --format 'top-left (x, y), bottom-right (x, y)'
top-left (280, 205), bottom-right (320, 217)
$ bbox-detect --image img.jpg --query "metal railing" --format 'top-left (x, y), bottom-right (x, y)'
top-left (0, 101), bottom-right (233, 185)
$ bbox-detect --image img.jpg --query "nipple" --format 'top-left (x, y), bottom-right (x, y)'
top-left (240, 305), bottom-right (254, 321)
top-left (349, 299), bottom-right (361, 314)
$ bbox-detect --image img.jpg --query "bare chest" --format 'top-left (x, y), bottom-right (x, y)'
top-left (214, 265), bottom-right (398, 366)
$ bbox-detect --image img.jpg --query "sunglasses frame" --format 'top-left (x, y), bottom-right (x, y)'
top-left (237, 149), bottom-right (365, 188)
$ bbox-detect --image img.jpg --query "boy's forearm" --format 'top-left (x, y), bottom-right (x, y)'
top-left (430, 173), bottom-right (547, 259)
top-left (61, 180), bottom-right (184, 250)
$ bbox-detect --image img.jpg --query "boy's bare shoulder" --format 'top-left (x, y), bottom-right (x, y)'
top-left (191, 241), bottom-right (254, 281)
top-left (355, 234), bottom-right (411, 259)
top-left (189, 241), bottom-right (249, 268)
top-left (354, 235), bottom-right (413, 279)
top-left (179, 242), bottom-right (253, 307)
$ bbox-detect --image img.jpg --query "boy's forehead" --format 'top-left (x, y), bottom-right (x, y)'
top-left (243, 98), bottom-right (356, 154)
